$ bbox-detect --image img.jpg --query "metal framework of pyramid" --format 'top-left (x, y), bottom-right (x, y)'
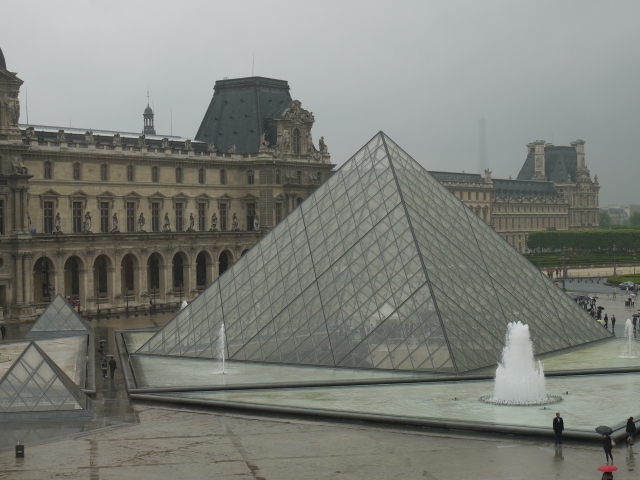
top-left (0, 342), bottom-right (92, 420)
top-left (26, 294), bottom-right (90, 337)
top-left (137, 132), bottom-right (610, 374)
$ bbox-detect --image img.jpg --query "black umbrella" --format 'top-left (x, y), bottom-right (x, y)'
top-left (595, 426), bottom-right (613, 436)
top-left (597, 306), bottom-right (605, 310)
top-left (633, 313), bottom-right (640, 319)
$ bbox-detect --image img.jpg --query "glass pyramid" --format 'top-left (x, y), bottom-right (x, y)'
top-left (26, 294), bottom-right (90, 337)
top-left (137, 132), bottom-right (610, 373)
top-left (0, 342), bottom-right (92, 418)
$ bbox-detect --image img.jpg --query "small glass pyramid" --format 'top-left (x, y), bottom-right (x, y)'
top-left (26, 294), bottom-right (90, 337)
top-left (137, 132), bottom-right (610, 373)
top-left (0, 342), bottom-right (92, 419)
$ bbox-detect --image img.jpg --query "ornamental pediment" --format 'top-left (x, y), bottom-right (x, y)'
top-left (283, 100), bottom-right (315, 125)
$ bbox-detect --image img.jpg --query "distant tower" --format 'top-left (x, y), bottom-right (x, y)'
top-left (143, 90), bottom-right (155, 135)
top-left (478, 115), bottom-right (488, 174)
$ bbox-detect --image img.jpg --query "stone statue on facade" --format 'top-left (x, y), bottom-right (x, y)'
top-left (1, 93), bottom-right (20, 127)
top-left (162, 213), bottom-right (171, 232)
top-left (84, 130), bottom-right (94, 145)
top-left (11, 156), bottom-right (28, 175)
top-left (112, 133), bottom-right (122, 147)
top-left (161, 137), bottom-right (169, 149)
top-left (138, 213), bottom-right (146, 232)
top-left (228, 143), bottom-right (236, 154)
top-left (319, 136), bottom-right (328, 153)
top-left (187, 213), bottom-right (195, 232)
top-left (282, 129), bottom-right (291, 151)
top-left (26, 126), bottom-right (36, 141)
top-left (207, 142), bottom-right (216, 153)
top-left (83, 212), bottom-right (92, 233)
top-left (111, 213), bottom-right (119, 233)
top-left (137, 135), bottom-right (146, 148)
top-left (57, 130), bottom-right (66, 143)
top-left (310, 172), bottom-right (321, 185)
top-left (28, 214), bottom-right (32, 232)
top-left (307, 131), bottom-right (314, 152)
top-left (54, 213), bottom-right (62, 234)
top-left (210, 213), bottom-right (217, 231)
top-left (184, 139), bottom-right (193, 151)
top-left (253, 214), bottom-right (260, 231)
top-left (231, 213), bottom-right (239, 231)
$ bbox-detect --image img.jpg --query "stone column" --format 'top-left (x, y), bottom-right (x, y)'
top-left (108, 266), bottom-right (116, 306)
top-left (160, 264), bottom-right (169, 301)
top-left (137, 264), bottom-right (147, 297)
top-left (13, 254), bottom-right (23, 304)
top-left (11, 187), bottom-right (19, 232)
top-left (23, 253), bottom-right (33, 305)
top-left (185, 262), bottom-right (194, 300)
top-left (20, 188), bottom-right (28, 231)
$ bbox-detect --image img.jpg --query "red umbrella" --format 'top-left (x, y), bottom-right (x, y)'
top-left (598, 465), bottom-right (618, 472)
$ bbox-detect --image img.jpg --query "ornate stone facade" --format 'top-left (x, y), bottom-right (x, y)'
top-left (0, 53), bottom-right (333, 320)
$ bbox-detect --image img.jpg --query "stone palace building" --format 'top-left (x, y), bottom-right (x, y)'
top-left (0, 47), bottom-right (333, 320)
top-left (431, 140), bottom-right (600, 253)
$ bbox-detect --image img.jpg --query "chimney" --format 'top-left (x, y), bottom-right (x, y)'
top-left (570, 140), bottom-right (586, 170)
top-left (529, 140), bottom-right (546, 180)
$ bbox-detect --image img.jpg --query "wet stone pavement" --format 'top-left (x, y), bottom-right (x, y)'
top-left (0, 308), bottom-right (637, 478)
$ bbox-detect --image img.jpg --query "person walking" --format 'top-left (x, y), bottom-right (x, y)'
top-left (633, 317), bottom-right (638, 333)
top-left (626, 417), bottom-right (636, 445)
top-left (101, 358), bottom-right (108, 379)
top-left (612, 315), bottom-right (616, 330)
top-left (603, 434), bottom-right (614, 463)
top-left (0, 323), bottom-right (5, 340)
top-left (613, 287), bottom-right (617, 299)
top-left (553, 412), bottom-right (564, 444)
top-left (604, 315), bottom-right (609, 329)
top-left (108, 356), bottom-right (117, 379)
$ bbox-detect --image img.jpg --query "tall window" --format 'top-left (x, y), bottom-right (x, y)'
top-left (43, 201), bottom-right (54, 233)
top-left (73, 163), bottom-right (81, 180)
top-left (126, 202), bottom-right (135, 232)
top-left (175, 167), bottom-right (183, 184)
top-left (152, 166), bottom-right (159, 183)
top-left (0, 200), bottom-right (3, 234)
top-left (467, 191), bottom-right (471, 200)
top-left (198, 168), bottom-right (205, 184)
top-left (247, 203), bottom-right (256, 231)
top-left (275, 203), bottom-right (282, 224)
top-left (100, 201), bottom-right (109, 233)
top-left (100, 164), bottom-right (108, 181)
top-left (292, 128), bottom-right (301, 154)
top-left (151, 202), bottom-right (160, 232)
top-left (220, 169), bottom-right (226, 185)
top-left (275, 169), bottom-right (280, 184)
top-left (127, 165), bottom-right (134, 182)
top-left (175, 203), bottom-right (184, 232)
top-left (247, 170), bottom-right (254, 185)
top-left (296, 171), bottom-right (301, 184)
top-left (219, 204), bottom-right (227, 231)
top-left (197, 203), bottom-right (206, 231)
top-left (72, 201), bottom-right (82, 233)
top-left (475, 192), bottom-right (479, 200)
top-left (44, 162), bottom-right (52, 179)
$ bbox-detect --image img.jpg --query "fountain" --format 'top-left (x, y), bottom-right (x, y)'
top-left (481, 321), bottom-right (561, 405)
top-left (180, 300), bottom-right (188, 310)
top-left (619, 319), bottom-right (637, 359)
top-left (218, 323), bottom-right (226, 374)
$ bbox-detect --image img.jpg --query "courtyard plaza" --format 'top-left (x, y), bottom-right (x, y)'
top-left (0, 284), bottom-right (638, 480)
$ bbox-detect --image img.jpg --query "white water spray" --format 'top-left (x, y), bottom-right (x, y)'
top-left (482, 321), bottom-right (561, 405)
top-left (218, 323), bottom-right (226, 374)
top-left (620, 319), bottom-right (637, 359)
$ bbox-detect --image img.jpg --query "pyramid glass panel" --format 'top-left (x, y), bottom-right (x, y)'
top-left (0, 342), bottom-right (92, 419)
top-left (138, 132), bottom-right (611, 373)
top-left (25, 294), bottom-right (90, 337)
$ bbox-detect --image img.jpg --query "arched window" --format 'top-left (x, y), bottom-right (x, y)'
top-left (100, 164), bottom-right (108, 181)
top-left (198, 168), bottom-right (205, 184)
top-left (292, 128), bottom-right (301, 154)
top-left (296, 171), bottom-right (302, 184)
top-left (151, 166), bottom-right (159, 182)
top-left (175, 167), bottom-right (183, 184)
top-left (275, 169), bottom-right (280, 184)
top-left (173, 254), bottom-right (184, 289)
top-left (44, 161), bottom-right (52, 179)
top-left (247, 170), bottom-right (254, 185)
top-left (196, 252), bottom-right (207, 288)
top-left (127, 165), bottom-right (134, 182)
top-left (73, 163), bottom-right (81, 180)
top-left (220, 169), bottom-right (226, 185)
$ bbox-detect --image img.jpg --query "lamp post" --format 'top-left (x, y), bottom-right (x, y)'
top-left (125, 287), bottom-right (129, 318)
top-left (562, 245), bottom-right (567, 292)
top-left (634, 250), bottom-right (637, 293)
top-left (612, 243), bottom-right (617, 276)
top-left (96, 287), bottom-right (100, 320)
top-left (536, 246), bottom-right (541, 270)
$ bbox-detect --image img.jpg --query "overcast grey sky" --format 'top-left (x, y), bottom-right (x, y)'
top-left (3, 0), bottom-right (639, 205)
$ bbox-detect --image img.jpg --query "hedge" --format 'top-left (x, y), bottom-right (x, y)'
top-left (527, 229), bottom-right (640, 252)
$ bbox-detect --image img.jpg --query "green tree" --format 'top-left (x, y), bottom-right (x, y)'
top-left (599, 211), bottom-right (612, 229)
top-left (629, 212), bottom-right (640, 226)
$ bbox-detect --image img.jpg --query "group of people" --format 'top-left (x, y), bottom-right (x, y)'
top-left (602, 314), bottom-right (617, 329)
top-left (98, 340), bottom-right (117, 379)
top-left (553, 412), bottom-right (636, 466)
top-left (66, 295), bottom-right (81, 313)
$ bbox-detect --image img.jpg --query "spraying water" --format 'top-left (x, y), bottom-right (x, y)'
top-left (481, 321), bottom-right (561, 405)
top-left (619, 319), bottom-right (637, 359)
top-left (218, 323), bottom-right (226, 374)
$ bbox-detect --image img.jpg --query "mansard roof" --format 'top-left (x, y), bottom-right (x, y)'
top-left (194, 76), bottom-right (292, 154)
top-left (517, 145), bottom-right (578, 183)
top-left (428, 171), bottom-right (487, 185)
top-left (492, 178), bottom-right (560, 200)
top-left (0, 47), bottom-right (6, 70)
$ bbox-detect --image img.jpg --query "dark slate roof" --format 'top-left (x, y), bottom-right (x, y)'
top-left (517, 145), bottom-right (578, 183)
top-left (0, 47), bottom-right (6, 70)
top-left (492, 178), bottom-right (560, 199)
top-left (20, 125), bottom-right (208, 153)
top-left (194, 76), bottom-right (292, 154)
top-left (428, 171), bottom-right (486, 184)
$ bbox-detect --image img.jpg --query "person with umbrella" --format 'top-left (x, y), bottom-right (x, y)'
top-left (597, 426), bottom-right (615, 463)
top-left (598, 464), bottom-right (617, 479)
top-left (626, 416), bottom-right (636, 445)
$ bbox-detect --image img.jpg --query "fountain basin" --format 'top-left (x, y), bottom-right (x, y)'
top-left (479, 394), bottom-right (562, 406)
